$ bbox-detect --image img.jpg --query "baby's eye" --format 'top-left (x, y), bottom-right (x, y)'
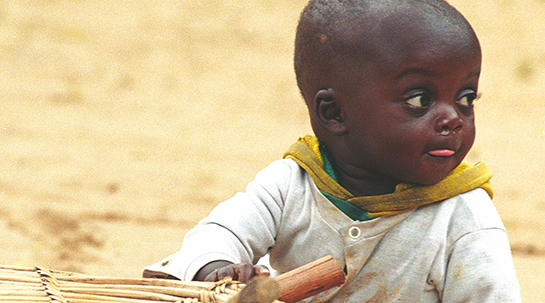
top-left (457, 92), bottom-right (478, 107)
top-left (405, 94), bottom-right (431, 108)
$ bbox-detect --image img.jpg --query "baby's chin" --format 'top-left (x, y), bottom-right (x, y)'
top-left (409, 175), bottom-right (448, 186)
top-left (396, 166), bottom-right (456, 187)
top-left (403, 157), bottom-right (466, 186)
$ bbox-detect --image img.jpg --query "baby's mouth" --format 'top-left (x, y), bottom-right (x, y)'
top-left (427, 149), bottom-right (456, 157)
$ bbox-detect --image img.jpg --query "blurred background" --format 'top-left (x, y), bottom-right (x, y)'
top-left (0, 0), bottom-right (543, 301)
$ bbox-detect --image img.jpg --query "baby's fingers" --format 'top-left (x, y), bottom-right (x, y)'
top-left (217, 265), bottom-right (238, 281)
top-left (206, 263), bottom-right (270, 284)
top-left (210, 264), bottom-right (253, 283)
top-left (204, 266), bottom-right (236, 282)
top-left (254, 265), bottom-right (271, 277)
top-left (232, 264), bottom-right (256, 283)
top-left (235, 264), bottom-right (270, 283)
top-left (203, 269), bottom-right (221, 282)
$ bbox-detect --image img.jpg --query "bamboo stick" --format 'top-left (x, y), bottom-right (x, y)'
top-left (0, 274), bottom-right (41, 284)
top-left (62, 287), bottom-right (184, 301)
top-left (58, 276), bottom-right (216, 288)
top-left (0, 255), bottom-right (345, 303)
top-left (61, 291), bottom-right (171, 303)
top-left (0, 283), bottom-right (42, 289)
top-left (0, 289), bottom-right (44, 296)
top-left (0, 265), bottom-right (39, 272)
top-left (0, 266), bottom-right (231, 303)
top-left (0, 298), bottom-right (50, 302)
top-left (59, 283), bottom-right (204, 298)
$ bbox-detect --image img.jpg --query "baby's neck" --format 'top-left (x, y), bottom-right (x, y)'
top-left (334, 163), bottom-right (399, 197)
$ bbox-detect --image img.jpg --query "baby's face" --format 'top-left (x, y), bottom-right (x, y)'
top-left (335, 12), bottom-right (481, 185)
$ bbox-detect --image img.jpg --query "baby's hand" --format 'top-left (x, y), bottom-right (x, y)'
top-left (198, 261), bottom-right (270, 283)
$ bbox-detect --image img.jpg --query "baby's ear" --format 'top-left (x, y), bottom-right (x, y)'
top-left (314, 88), bottom-right (347, 135)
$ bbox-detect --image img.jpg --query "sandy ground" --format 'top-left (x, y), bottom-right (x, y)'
top-left (0, 0), bottom-right (544, 301)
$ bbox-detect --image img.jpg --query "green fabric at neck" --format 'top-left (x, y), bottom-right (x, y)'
top-left (319, 144), bottom-right (374, 221)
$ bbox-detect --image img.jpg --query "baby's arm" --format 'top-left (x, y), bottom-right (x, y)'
top-left (143, 160), bottom-right (294, 281)
top-left (441, 228), bottom-right (521, 302)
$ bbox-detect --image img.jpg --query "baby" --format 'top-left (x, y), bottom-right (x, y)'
top-left (144, 0), bottom-right (521, 301)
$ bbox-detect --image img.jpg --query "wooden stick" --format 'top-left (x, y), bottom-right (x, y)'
top-left (274, 255), bottom-right (345, 303)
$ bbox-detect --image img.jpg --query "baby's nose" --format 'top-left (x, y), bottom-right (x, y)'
top-left (434, 105), bottom-right (463, 135)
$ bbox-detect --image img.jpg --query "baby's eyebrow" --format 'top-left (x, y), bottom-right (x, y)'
top-left (465, 70), bottom-right (481, 80)
top-left (394, 68), bottom-right (437, 80)
top-left (394, 68), bottom-right (480, 81)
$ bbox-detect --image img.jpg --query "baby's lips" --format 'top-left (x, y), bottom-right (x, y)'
top-left (427, 149), bottom-right (455, 157)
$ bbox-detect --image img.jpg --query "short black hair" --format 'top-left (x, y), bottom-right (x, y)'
top-left (294, 0), bottom-right (476, 103)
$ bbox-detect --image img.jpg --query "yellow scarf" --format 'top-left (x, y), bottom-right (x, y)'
top-left (283, 135), bottom-right (493, 217)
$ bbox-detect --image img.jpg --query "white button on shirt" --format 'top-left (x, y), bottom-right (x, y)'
top-left (348, 226), bottom-right (361, 239)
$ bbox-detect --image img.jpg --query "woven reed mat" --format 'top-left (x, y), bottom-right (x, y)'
top-left (0, 265), bottom-right (282, 303)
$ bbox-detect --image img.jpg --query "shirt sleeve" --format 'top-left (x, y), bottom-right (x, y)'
top-left (441, 228), bottom-right (521, 302)
top-left (143, 160), bottom-right (293, 281)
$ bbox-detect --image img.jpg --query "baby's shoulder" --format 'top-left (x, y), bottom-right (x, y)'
top-left (245, 159), bottom-right (314, 201)
top-left (445, 188), bottom-right (504, 230)
top-left (410, 188), bottom-right (505, 245)
top-left (253, 158), bottom-right (309, 186)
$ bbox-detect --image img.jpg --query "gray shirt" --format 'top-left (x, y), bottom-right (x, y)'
top-left (145, 159), bottom-right (521, 302)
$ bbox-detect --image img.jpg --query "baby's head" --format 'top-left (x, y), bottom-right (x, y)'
top-left (294, 0), bottom-right (482, 189)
